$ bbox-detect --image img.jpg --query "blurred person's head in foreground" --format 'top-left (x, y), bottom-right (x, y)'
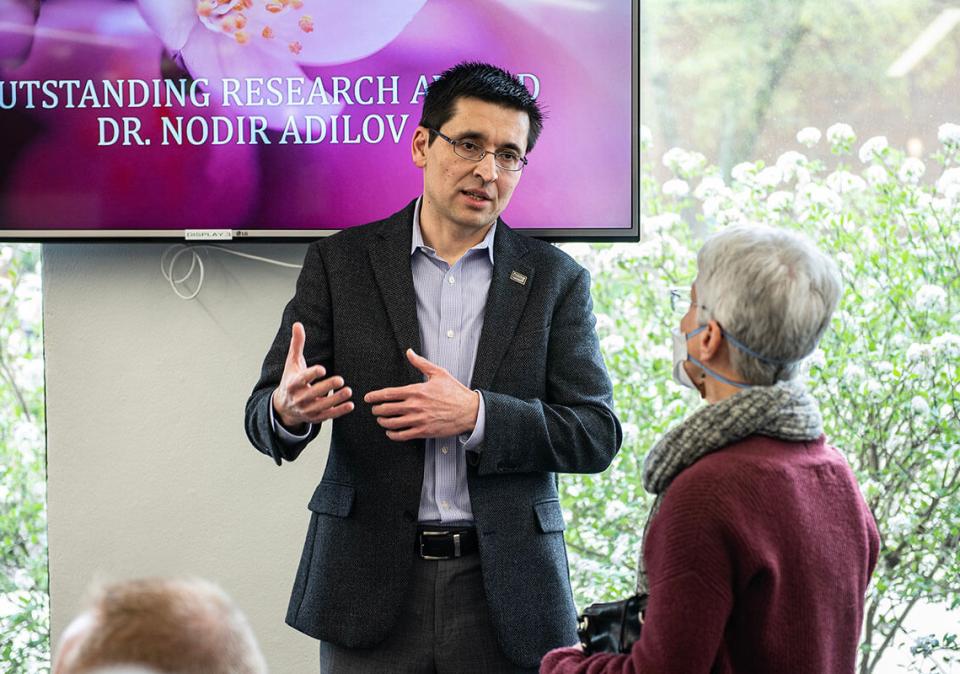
top-left (52, 577), bottom-right (267, 674)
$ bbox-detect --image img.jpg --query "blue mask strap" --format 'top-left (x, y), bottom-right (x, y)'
top-left (687, 324), bottom-right (792, 367)
top-left (722, 332), bottom-right (792, 366)
top-left (688, 355), bottom-right (752, 389)
top-left (684, 326), bottom-right (751, 389)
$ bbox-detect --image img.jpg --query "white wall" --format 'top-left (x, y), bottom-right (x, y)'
top-left (44, 242), bottom-right (330, 673)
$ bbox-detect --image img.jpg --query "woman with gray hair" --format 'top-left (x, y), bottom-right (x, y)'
top-left (542, 225), bottom-right (880, 674)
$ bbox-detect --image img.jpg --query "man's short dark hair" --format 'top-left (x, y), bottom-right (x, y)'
top-left (419, 61), bottom-right (544, 153)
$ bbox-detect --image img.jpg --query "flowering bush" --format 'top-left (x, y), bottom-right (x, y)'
top-left (0, 245), bottom-right (48, 672)
top-left (563, 124), bottom-right (960, 672)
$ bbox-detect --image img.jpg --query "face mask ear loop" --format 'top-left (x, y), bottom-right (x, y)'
top-left (687, 355), bottom-right (752, 389)
top-left (722, 331), bottom-right (793, 367)
top-left (685, 324), bottom-right (752, 389)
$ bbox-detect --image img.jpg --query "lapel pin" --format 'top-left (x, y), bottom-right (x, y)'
top-left (509, 270), bottom-right (528, 286)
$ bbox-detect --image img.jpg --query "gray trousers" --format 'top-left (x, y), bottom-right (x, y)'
top-left (319, 552), bottom-right (538, 673)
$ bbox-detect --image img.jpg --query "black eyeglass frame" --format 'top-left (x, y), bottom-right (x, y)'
top-left (427, 128), bottom-right (529, 172)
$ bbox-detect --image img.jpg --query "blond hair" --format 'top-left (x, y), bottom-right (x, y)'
top-left (65, 577), bottom-right (267, 674)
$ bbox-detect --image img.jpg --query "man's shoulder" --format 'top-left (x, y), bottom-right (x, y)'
top-left (499, 225), bottom-right (585, 279)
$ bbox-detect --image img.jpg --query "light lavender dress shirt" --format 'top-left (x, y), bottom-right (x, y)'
top-left (272, 197), bottom-right (493, 524)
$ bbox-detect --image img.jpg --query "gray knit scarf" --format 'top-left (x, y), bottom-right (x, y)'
top-left (636, 379), bottom-right (824, 594)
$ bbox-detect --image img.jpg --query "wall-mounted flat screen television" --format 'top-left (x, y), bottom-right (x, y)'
top-left (0, 0), bottom-right (638, 241)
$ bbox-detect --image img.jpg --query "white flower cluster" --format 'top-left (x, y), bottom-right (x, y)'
top-left (826, 122), bottom-right (856, 150)
top-left (730, 161), bottom-right (758, 185)
top-left (898, 157), bottom-right (925, 184)
top-left (906, 332), bottom-right (960, 380)
top-left (600, 333), bottom-right (626, 355)
top-left (662, 147), bottom-right (707, 177)
top-left (931, 332), bottom-right (960, 357)
top-left (15, 272), bottom-right (42, 325)
top-left (775, 151), bottom-right (809, 183)
top-left (858, 136), bottom-right (888, 164)
top-left (863, 164), bottom-right (891, 187)
top-left (662, 178), bottom-right (690, 198)
top-left (935, 167), bottom-right (960, 204)
top-left (911, 396), bottom-right (931, 416)
top-left (886, 512), bottom-right (912, 537)
top-left (794, 182), bottom-right (842, 216)
top-left (938, 122), bottom-right (960, 149)
top-left (693, 175), bottom-right (727, 200)
top-left (796, 126), bottom-right (821, 147)
top-left (826, 170), bottom-right (867, 195)
top-left (756, 166), bottom-right (783, 188)
top-left (766, 190), bottom-right (793, 212)
top-left (915, 284), bottom-right (948, 311)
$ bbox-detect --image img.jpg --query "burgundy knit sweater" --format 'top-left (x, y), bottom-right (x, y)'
top-left (541, 435), bottom-right (880, 674)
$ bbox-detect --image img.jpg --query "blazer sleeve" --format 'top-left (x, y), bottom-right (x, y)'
top-left (244, 243), bottom-right (332, 466)
top-left (474, 267), bottom-right (622, 476)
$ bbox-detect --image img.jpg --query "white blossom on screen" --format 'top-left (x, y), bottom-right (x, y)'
top-left (911, 396), bottom-right (931, 416)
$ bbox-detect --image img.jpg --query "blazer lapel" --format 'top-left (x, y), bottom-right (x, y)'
top-left (369, 205), bottom-right (423, 384)
top-left (470, 222), bottom-right (533, 391)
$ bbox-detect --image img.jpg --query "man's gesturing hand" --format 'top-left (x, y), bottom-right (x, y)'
top-left (272, 322), bottom-right (354, 430)
top-left (365, 349), bottom-right (480, 441)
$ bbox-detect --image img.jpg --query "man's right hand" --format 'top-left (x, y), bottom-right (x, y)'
top-left (272, 322), bottom-right (354, 431)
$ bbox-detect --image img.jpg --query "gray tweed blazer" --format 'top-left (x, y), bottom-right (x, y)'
top-left (244, 199), bottom-right (621, 669)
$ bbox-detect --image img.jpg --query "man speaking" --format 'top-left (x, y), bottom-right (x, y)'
top-left (244, 62), bottom-right (621, 673)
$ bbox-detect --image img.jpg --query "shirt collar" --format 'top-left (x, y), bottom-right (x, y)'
top-left (411, 196), bottom-right (496, 266)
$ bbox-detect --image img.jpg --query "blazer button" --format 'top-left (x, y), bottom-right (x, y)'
top-left (402, 511), bottom-right (416, 522)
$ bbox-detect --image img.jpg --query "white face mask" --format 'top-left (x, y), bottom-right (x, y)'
top-left (671, 326), bottom-right (703, 390)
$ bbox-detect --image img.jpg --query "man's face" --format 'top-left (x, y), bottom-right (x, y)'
top-left (412, 97), bottom-right (530, 234)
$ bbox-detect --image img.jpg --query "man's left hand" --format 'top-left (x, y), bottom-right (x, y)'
top-left (365, 349), bottom-right (480, 441)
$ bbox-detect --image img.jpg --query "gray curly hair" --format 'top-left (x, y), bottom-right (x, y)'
top-left (694, 225), bottom-right (842, 385)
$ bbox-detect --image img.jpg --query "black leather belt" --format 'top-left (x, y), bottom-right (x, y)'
top-left (417, 526), bottom-right (479, 560)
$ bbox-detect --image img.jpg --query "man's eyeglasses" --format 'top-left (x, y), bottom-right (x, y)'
top-left (428, 128), bottom-right (528, 172)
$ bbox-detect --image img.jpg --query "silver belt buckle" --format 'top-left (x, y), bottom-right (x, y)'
top-left (420, 530), bottom-right (450, 560)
